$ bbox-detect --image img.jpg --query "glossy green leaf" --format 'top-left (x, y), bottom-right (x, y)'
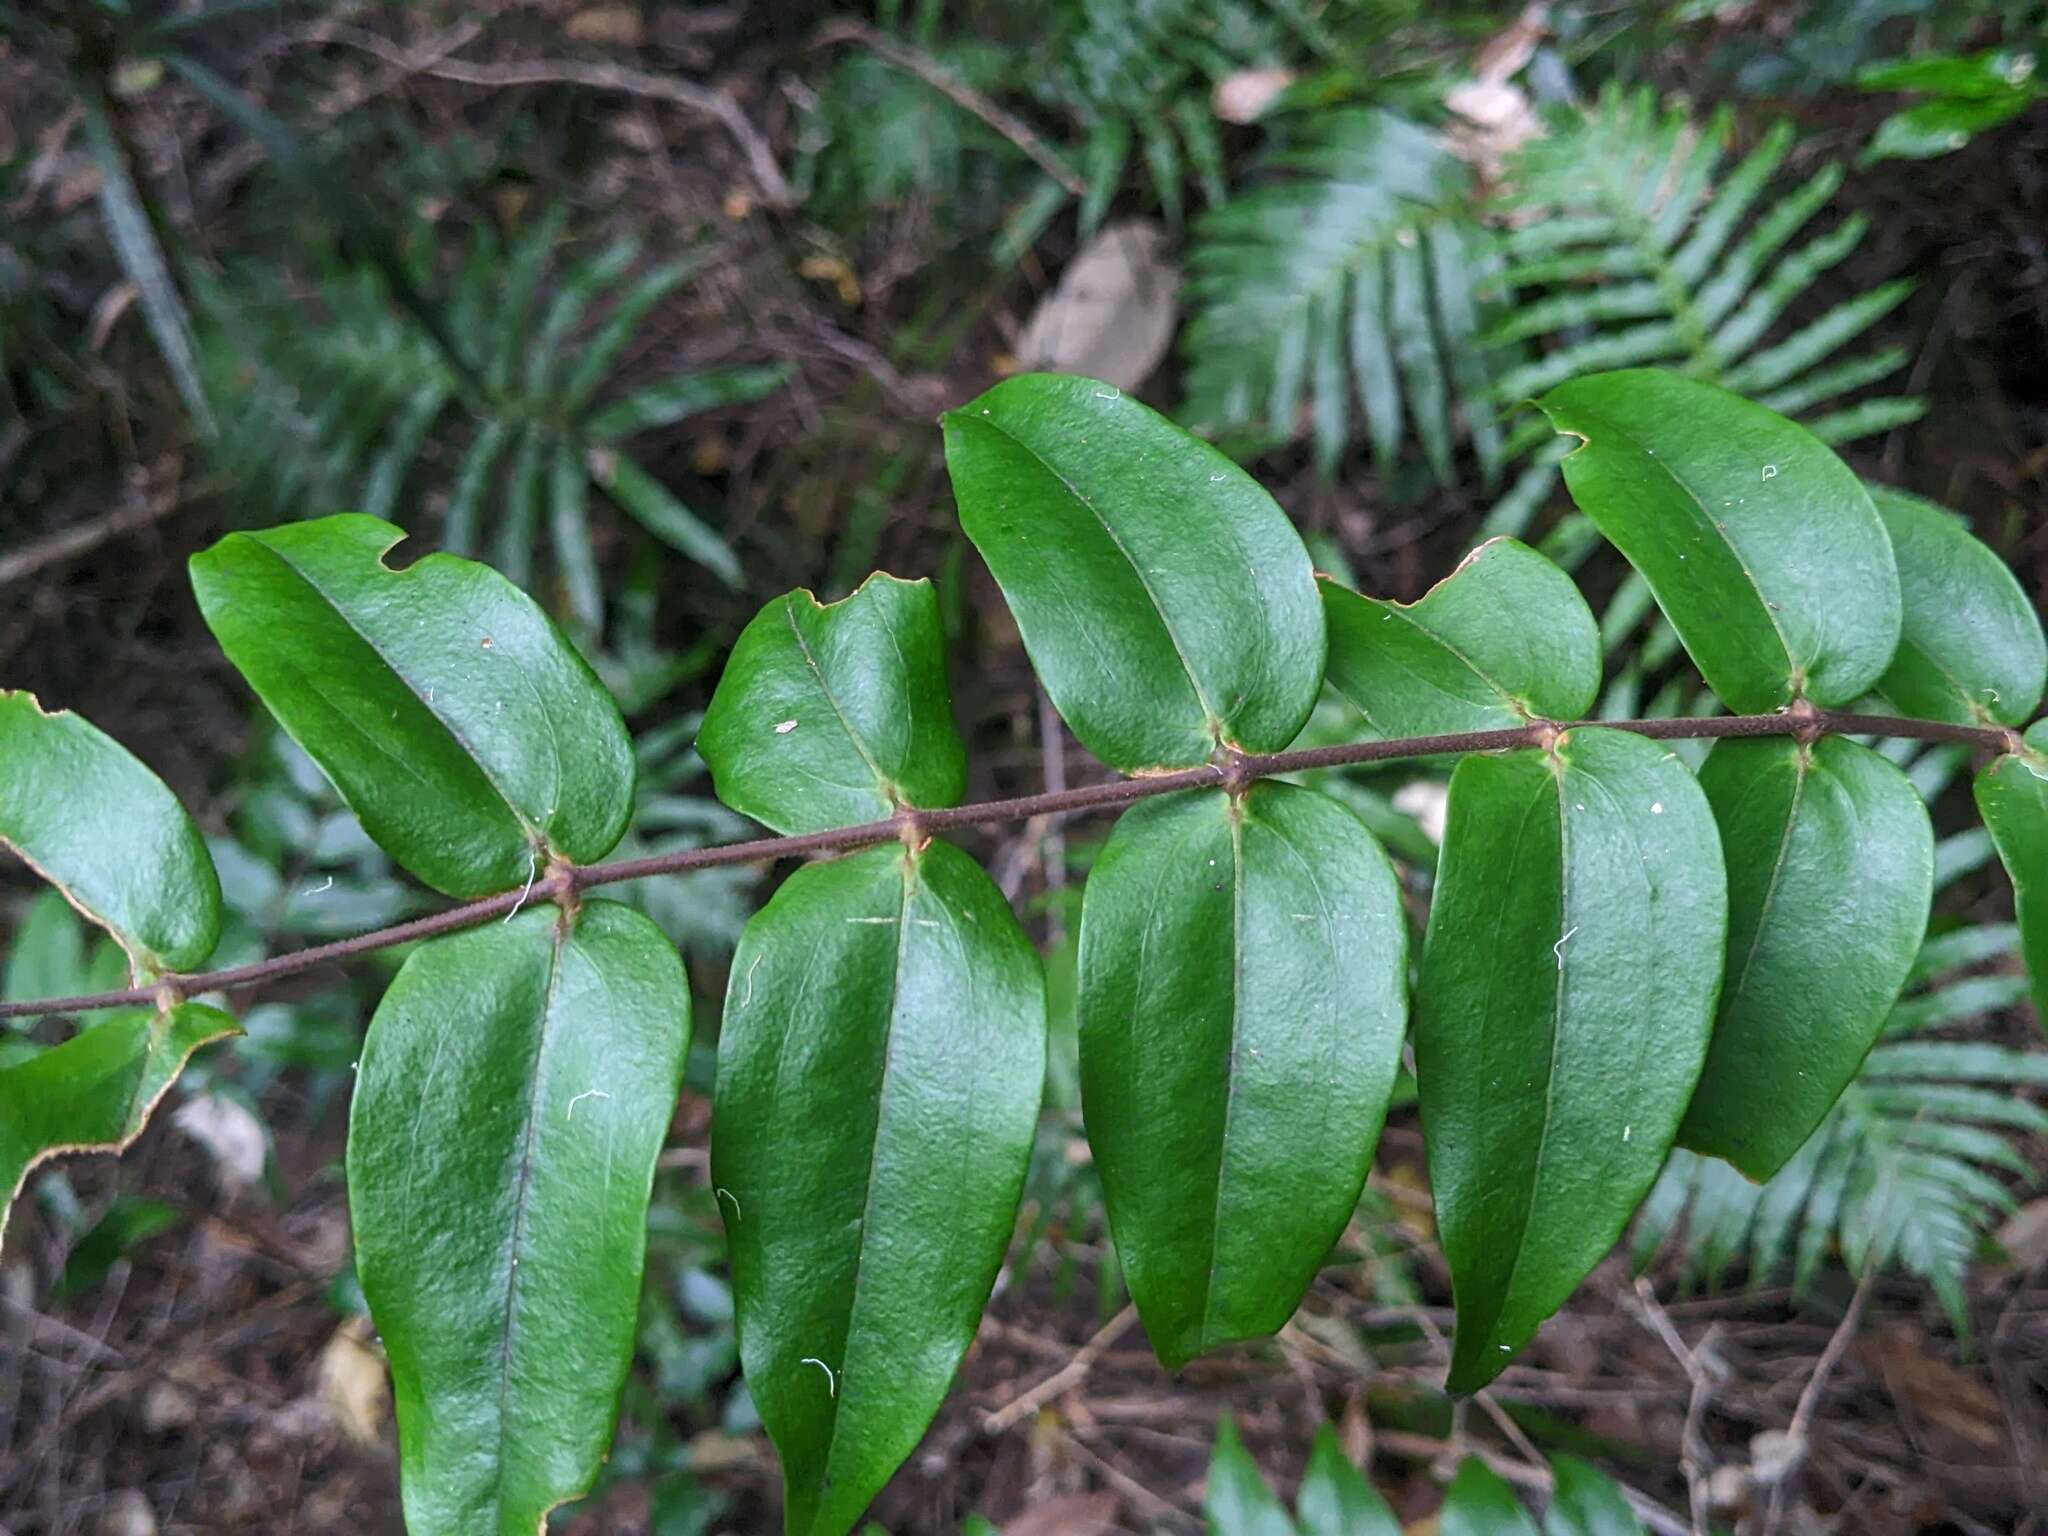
top-left (699, 576), bottom-right (967, 835)
top-left (349, 900), bottom-right (690, 1536)
top-left (1441, 1458), bottom-right (1540, 1536)
top-left (1539, 371), bottom-right (1901, 712)
top-left (1869, 487), bottom-right (2045, 726)
top-left (1977, 722), bottom-right (2048, 1032)
top-left (1679, 736), bottom-right (1933, 1178)
top-left (1299, 1425), bottom-right (1399, 1536)
top-left (1204, 1415), bottom-right (1296, 1536)
top-left (715, 840), bottom-right (1045, 1536)
top-left (1544, 1456), bottom-right (1644, 1536)
top-left (0, 1003), bottom-right (237, 1245)
top-left (0, 691), bottom-right (220, 973)
top-left (1320, 538), bottom-right (1601, 738)
top-left (942, 373), bottom-right (1324, 772)
top-left (1080, 782), bottom-right (1406, 1368)
top-left (1864, 94), bottom-right (2032, 163)
top-left (191, 516), bottom-right (634, 898)
top-left (1417, 728), bottom-right (1725, 1392)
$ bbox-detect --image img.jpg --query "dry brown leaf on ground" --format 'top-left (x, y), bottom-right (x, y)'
top-left (1015, 221), bottom-right (1180, 393)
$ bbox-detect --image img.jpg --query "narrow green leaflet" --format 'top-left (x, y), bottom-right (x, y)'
top-left (1080, 782), bottom-right (1407, 1368)
top-left (348, 901), bottom-right (689, 1536)
top-left (191, 516), bottom-right (634, 898)
top-left (0, 1003), bottom-right (238, 1244)
top-left (1203, 1416), bottom-right (1296, 1536)
top-left (715, 841), bottom-right (1045, 1536)
top-left (1321, 537), bottom-right (1601, 738)
top-left (942, 373), bottom-right (1324, 772)
top-left (0, 691), bottom-right (220, 974)
top-left (698, 576), bottom-right (967, 834)
top-left (1545, 1456), bottom-right (1645, 1536)
top-left (1977, 722), bottom-right (2048, 1031)
top-left (1440, 1458), bottom-right (1540, 1536)
top-left (1540, 371), bottom-right (1901, 712)
top-left (1679, 737), bottom-right (1933, 1178)
top-left (1869, 487), bottom-right (2045, 726)
top-left (1416, 728), bottom-right (1725, 1392)
top-left (1299, 1426), bottom-right (1400, 1536)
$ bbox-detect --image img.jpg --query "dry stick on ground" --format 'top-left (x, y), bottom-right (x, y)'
top-left (0, 709), bottom-right (2017, 1022)
top-left (983, 1304), bottom-right (1138, 1434)
top-left (811, 18), bottom-right (1088, 197)
top-left (325, 26), bottom-right (793, 207)
top-left (1761, 1260), bottom-right (1880, 1536)
top-left (1630, 1276), bottom-right (1724, 1535)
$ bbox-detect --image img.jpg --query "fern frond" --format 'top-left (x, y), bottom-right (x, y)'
top-left (198, 216), bottom-right (784, 635)
top-left (1484, 84), bottom-right (1924, 533)
top-left (1180, 107), bottom-right (1499, 484)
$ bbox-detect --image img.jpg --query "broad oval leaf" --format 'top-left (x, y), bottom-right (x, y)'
top-left (1299, 1425), bottom-right (1400, 1536)
top-left (348, 900), bottom-right (689, 1536)
top-left (1540, 371), bottom-right (1901, 712)
top-left (1544, 1456), bottom-right (1645, 1536)
top-left (1678, 736), bottom-right (1933, 1179)
top-left (942, 372), bottom-right (1324, 771)
top-left (1321, 537), bottom-right (1600, 737)
top-left (0, 1003), bottom-right (237, 1244)
top-left (191, 515), bottom-right (634, 897)
top-left (1870, 486), bottom-right (2045, 726)
top-left (1417, 728), bottom-right (1725, 1392)
top-left (1977, 721), bottom-right (2048, 1033)
top-left (714, 839), bottom-right (1046, 1536)
top-left (698, 575), bottom-right (967, 834)
top-left (1080, 781), bottom-right (1407, 1368)
top-left (1441, 1458), bottom-right (1540, 1536)
top-left (0, 691), bottom-right (220, 973)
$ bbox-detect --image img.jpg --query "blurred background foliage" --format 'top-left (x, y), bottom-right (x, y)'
top-left (2, 2), bottom-right (2046, 1532)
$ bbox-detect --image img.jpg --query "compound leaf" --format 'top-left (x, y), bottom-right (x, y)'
top-left (1080, 782), bottom-right (1407, 1368)
top-left (1977, 721), bottom-right (2048, 1032)
top-left (942, 373), bottom-right (1324, 772)
top-left (1869, 486), bottom-right (2045, 726)
top-left (191, 516), bottom-right (634, 897)
top-left (0, 691), bottom-right (220, 974)
top-left (1417, 728), bottom-right (1725, 1392)
top-left (1321, 537), bottom-right (1600, 738)
top-left (1540, 371), bottom-right (1901, 712)
top-left (715, 840), bottom-right (1045, 1536)
top-left (0, 1003), bottom-right (237, 1245)
top-left (348, 900), bottom-right (690, 1536)
top-left (699, 576), bottom-right (966, 835)
top-left (1679, 736), bottom-right (1933, 1178)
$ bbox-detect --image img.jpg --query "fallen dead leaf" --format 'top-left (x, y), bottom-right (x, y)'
top-left (1994, 1195), bottom-right (2048, 1268)
top-left (1212, 67), bottom-right (1295, 124)
top-left (172, 1092), bottom-right (268, 1193)
top-left (1015, 221), bottom-right (1180, 393)
top-left (565, 6), bottom-right (644, 45)
top-left (317, 1317), bottom-right (389, 1447)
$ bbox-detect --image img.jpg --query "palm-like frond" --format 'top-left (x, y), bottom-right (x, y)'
top-left (199, 214), bottom-right (787, 638)
top-left (1179, 107), bottom-right (1499, 484)
top-left (1634, 746), bottom-right (2047, 1334)
top-left (1485, 84), bottom-right (1924, 533)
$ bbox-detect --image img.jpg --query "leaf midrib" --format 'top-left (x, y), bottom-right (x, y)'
top-left (960, 414), bottom-right (1220, 740)
top-left (783, 597), bottom-right (894, 806)
top-left (242, 535), bottom-right (548, 852)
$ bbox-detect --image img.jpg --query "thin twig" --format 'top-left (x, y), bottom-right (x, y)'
top-left (325, 27), bottom-right (793, 207)
top-left (0, 491), bottom-right (196, 589)
top-left (1630, 1277), bottom-right (1721, 1535)
top-left (983, 1303), bottom-right (1136, 1434)
top-left (0, 710), bottom-right (2015, 1021)
top-left (1762, 1259), bottom-right (1879, 1535)
top-left (812, 19), bottom-right (1087, 196)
